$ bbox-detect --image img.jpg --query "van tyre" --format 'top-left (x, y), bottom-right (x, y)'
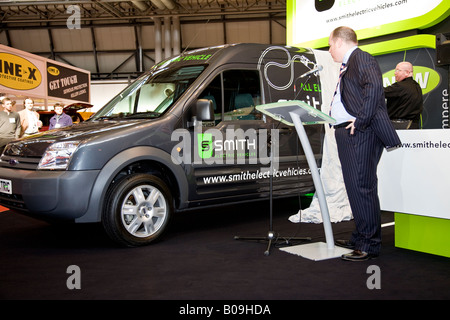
top-left (103, 173), bottom-right (173, 247)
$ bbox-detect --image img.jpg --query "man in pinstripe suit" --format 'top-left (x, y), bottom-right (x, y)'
top-left (328, 27), bottom-right (401, 261)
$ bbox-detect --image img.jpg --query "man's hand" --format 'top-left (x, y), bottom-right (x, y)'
top-left (346, 120), bottom-right (356, 135)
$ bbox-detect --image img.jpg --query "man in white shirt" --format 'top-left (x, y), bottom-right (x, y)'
top-left (18, 98), bottom-right (42, 137)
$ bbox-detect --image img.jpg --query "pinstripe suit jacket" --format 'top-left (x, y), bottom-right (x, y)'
top-left (340, 48), bottom-right (401, 149)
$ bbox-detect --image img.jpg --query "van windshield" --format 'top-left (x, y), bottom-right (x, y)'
top-left (91, 65), bottom-right (206, 120)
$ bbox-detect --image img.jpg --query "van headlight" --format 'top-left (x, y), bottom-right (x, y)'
top-left (38, 141), bottom-right (80, 170)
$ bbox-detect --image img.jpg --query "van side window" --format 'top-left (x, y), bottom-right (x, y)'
top-left (200, 70), bottom-right (261, 122)
top-left (200, 74), bottom-right (221, 121)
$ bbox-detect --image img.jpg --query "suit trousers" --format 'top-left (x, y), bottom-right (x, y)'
top-left (334, 126), bottom-right (384, 255)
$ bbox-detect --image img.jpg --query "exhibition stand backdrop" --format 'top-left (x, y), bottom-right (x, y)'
top-left (287, 0), bottom-right (450, 257)
top-left (0, 44), bottom-right (90, 109)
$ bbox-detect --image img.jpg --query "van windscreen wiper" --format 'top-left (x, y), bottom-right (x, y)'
top-left (123, 112), bottom-right (161, 119)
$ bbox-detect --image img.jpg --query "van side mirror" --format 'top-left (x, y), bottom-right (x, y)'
top-left (189, 99), bottom-right (214, 126)
top-left (196, 99), bottom-right (214, 121)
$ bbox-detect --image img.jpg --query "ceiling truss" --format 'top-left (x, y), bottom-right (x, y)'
top-left (0, 1), bottom-right (287, 80)
top-left (0, 0), bottom-right (287, 26)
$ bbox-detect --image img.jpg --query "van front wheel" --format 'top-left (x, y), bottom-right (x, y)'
top-left (103, 174), bottom-right (173, 247)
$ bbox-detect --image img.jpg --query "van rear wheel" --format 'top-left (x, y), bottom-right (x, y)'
top-left (103, 173), bottom-right (173, 247)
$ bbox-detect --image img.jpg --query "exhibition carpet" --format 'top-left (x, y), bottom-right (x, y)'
top-left (0, 197), bottom-right (449, 303)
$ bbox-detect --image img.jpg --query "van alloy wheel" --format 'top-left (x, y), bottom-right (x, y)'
top-left (121, 184), bottom-right (167, 238)
top-left (103, 174), bottom-right (173, 247)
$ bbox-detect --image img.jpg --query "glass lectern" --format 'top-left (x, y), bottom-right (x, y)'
top-left (256, 100), bottom-right (352, 260)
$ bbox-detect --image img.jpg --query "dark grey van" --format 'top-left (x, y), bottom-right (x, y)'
top-left (0, 43), bottom-right (328, 246)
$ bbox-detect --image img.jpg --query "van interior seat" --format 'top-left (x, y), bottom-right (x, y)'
top-left (234, 93), bottom-right (255, 120)
top-left (234, 93), bottom-right (254, 109)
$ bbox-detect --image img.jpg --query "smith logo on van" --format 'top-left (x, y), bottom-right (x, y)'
top-left (383, 66), bottom-right (440, 95)
top-left (198, 133), bottom-right (214, 159)
top-left (198, 133), bottom-right (258, 160)
top-left (0, 53), bottom-right (42, 90)
top-left (171, 126), bottom-right (276, 166)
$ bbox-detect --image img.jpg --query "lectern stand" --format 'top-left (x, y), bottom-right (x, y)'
top-left (256, 101), bottom-right (353, 261)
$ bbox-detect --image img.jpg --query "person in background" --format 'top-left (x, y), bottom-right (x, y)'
top-left (384, 61), bottom-right (423, 129)
top-left (0, 97), bottom-right (21, 152)
top-left (18, 97), bottom-right (42, 137)
top-left (49, 103), bottom-right (73, 130)
top-left (328, 26), bottom-right (401, 261)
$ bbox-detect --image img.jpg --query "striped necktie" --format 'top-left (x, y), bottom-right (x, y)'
top-left (330, 63), bottom-right (347, 115)
top-left (333, 63), bottom-right (346, 100)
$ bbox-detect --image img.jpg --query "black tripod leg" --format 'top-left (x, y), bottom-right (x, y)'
top-left (264, 231), bottom-right (274, 256)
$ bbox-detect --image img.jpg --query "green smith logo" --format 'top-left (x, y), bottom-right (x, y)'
top-left (198, 133), bottom-right (213, 159)
top-left (171, 126), bottom-right (276, 166)
top-left (197, 132), bottom-right (257, 160)
top-left (383, 66), bottom-right (441, 95)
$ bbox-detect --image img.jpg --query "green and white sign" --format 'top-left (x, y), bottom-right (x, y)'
top-left (287, 0), bottom-right (450, 48)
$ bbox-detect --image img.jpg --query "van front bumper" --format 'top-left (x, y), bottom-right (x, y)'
top-left (0, 168), bottom-right (100, 221)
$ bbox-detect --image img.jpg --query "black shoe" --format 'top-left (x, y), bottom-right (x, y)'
top-left (341, 250), bottom-right (378, 261)
top-left (335, 239), bottom-right (355, 249)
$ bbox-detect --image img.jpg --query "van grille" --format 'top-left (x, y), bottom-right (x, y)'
top-left (0, 139), bottom-right (51, 170)
top-left (0, 155), bottom-right (41, 170)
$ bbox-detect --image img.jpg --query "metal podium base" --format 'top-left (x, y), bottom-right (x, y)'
top-left (279, 242), bottom-right (353, 261)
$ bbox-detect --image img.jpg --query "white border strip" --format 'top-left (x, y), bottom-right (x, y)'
top-left (381, 222), bottom-right (395, 228)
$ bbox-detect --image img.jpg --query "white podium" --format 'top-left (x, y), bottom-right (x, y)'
top-left (256, 100), bottom-right (352, 260)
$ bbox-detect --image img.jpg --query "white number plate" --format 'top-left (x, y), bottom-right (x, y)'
top-left (0, 179), bottom-right (12, 194)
